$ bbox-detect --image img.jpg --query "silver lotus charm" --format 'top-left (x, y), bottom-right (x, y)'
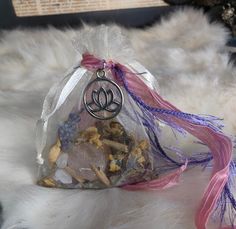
top-left (83, 70), bottom-right (123, 120)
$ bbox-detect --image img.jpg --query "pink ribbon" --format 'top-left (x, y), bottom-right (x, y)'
top-left (81, 53), bottom-right (233, 229)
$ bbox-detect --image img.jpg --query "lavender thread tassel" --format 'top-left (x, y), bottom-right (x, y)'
top-left (113, 65), bottom-right (224, 134)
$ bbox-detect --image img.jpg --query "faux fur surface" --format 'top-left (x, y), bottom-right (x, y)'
top-left (0, 8), bottom-right (236, 229)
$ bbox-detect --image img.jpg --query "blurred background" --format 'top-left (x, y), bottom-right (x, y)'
top-left (0, 1), bottom-right (235, 48)
top-left (0, 1), bottom-right (173, 28)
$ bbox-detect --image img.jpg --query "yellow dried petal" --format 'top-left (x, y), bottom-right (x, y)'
top-left (137, 156), bottom-right (145, 164)
top-left (48, 139), bottom-right (61, 167)
top-left (38, 177), bottom-right (56, 188)
top-left (109, 154), bottom-right (114, 160)
top-left (82, 127), bottom-right (98, 137)
top-left (81, 126), bottom-right (103, 148)
top-left (132, 148), bottom-right (142, 156)
top-left (139, 140), bottom-right (149, 151)
top-left (87, 126), bottom-right (98, 132)
top-left (109, 161), bottom-right (121, 172)
top-left (89, 135), bottom-right (102, 148)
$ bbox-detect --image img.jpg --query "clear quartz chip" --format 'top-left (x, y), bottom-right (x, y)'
top-left (68, 143), bottom-right (107, 181)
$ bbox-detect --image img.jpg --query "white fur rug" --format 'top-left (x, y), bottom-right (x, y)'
top-left (0, 8), bottom-right (236, 229)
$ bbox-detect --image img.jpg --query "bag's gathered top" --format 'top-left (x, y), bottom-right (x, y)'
top-left (36, 26), bottom-right (235, 229)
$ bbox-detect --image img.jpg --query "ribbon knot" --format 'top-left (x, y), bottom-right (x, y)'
top-left (81, 53), bottom-right (115, 71)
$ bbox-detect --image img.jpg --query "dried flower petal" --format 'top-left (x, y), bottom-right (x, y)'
top-left (48, 139), bottom-right (61, 167)
top-left (37, 177), bottom-right (56, 188)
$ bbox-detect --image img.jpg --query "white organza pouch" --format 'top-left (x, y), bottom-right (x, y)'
top-left (36, 25), bottom-right (235, 229)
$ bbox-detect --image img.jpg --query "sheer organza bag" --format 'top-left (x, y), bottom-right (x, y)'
top-left (36, 25), bottom-right (235, 228)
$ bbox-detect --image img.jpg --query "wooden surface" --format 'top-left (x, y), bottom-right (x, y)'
top-left (12, 0), bottom-right (167, 17)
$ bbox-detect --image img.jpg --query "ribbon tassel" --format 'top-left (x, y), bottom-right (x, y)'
top-left (81, 53), bottom-right (233, 229)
